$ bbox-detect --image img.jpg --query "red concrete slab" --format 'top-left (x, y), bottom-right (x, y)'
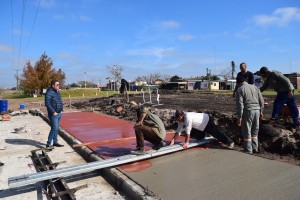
top-left (60, 112), bottom-right (189, 172)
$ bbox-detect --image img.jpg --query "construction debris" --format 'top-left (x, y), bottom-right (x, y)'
top-left (1, 114), bottom-right (11, 121)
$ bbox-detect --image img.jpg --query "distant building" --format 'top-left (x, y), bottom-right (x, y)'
top-left (98, 84), bottom-right (108, 90)
top-left (219, 79), bottom-right (235, 90)
top-left (160, 82), bottom-right (187, 90)
top-left (284, 73), bottom-right (300, 89)
top-left (185, 78), bottom-right (202, 90)
top-left (201, 80), bottom-right (219, 90)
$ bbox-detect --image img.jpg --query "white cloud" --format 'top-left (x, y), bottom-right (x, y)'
top-left (253, 7), bottom-right (300, 26)
top-left (160, 20), bottom-right (180, 29)
top-left (0, 44), bottom-right (12, 53)
top-left (178, 34), bottom-right (195, 41)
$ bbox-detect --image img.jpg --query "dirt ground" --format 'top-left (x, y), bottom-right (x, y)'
top-left (70, 91), bottom-right (300, 166)
top-left (2, 91), bottom-right (300, 167)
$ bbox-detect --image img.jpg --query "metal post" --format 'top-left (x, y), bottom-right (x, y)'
top-left (8, 137), bottom-right (214, 188)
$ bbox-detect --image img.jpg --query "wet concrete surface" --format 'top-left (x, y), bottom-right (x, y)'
top-left (124, 148), bottom-right (300, 200)
top-left (60, 112), bottom-right (300, 200)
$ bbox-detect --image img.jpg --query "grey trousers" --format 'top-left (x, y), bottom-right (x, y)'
top-left (242, 109), bottom-right (260, 153)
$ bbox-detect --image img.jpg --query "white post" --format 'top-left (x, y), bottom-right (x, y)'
top-left (156, 88), bottom-right (159, 104)
top-left (149, 88), bottom-right (152, 103)
top-left (142, 89), bottom-right (145, 103)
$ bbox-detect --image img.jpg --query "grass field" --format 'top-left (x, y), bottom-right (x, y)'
top-left (1, 88), bottom-right (140, 99)
top-left (1, 88), bottom-right (300, 100)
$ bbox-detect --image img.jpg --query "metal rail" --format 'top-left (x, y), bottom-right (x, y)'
top-left (8, 137), bottom-right (215, 188)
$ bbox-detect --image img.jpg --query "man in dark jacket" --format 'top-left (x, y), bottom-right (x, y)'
top-left (259, 66), bottom-right (299, 130)
top-left (233, 62), bottom-right (254, 98)
top-left (45, 80), bottom-right (64, 147)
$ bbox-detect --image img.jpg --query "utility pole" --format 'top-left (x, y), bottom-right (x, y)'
top-left (208, 70), bottom-right (211, 91)
top-left (84, 72), bottom-right (87, 88)
top-left (16, 69), bottom-right (19, 91)
top-left (231, 61), bottom-right (235, 79)
top-left (206, 68), bottom-right (211, 91)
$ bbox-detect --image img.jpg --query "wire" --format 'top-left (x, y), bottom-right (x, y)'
top-left (10, 0), bottom-right (15, 70)
top-left (17, 0), bottom-right (27, 70)
top-left (25, 0), bottom-right (41, 58)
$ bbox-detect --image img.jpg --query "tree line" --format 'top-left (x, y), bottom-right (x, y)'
top-left (19, 53), bottom-right (287, 96)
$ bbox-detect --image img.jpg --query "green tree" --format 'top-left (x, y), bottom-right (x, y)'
top-left (170, 75), bottom-right (182, 82)
top-left (19, 53), bottom-right (66, 95)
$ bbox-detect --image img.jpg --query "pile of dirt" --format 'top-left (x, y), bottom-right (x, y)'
top-left (71, 91), bottom-right (300, 165)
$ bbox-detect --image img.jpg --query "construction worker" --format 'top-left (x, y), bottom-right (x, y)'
top-left (131, 104), bottom-right (166, 155)
top-left (233, 62), bottom-right (254, 98)
top-left (236, 76), bottom-right (264, 153)
top-left (170, 110), bottom-right (234, 149)
top-left (259, 67), bottom-right (300, 131)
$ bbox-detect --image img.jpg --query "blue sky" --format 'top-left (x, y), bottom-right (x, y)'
top-left (0, 0), bottom-right (300, 88)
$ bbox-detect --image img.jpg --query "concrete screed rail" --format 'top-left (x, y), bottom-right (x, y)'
top-left (8, 137), bottom-right (215, 188)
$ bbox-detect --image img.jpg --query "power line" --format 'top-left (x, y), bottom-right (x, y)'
top-left (10, 0), bottom-right (15, 69)
top-left (25, 0), bottom-right (41, 58)
top-left (17, 0), bottom-right (27, 70)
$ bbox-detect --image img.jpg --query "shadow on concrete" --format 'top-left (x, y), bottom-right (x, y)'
top-left (5, 139), bottom-right (45, 149)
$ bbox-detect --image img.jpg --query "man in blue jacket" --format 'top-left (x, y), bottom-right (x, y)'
top-left (45, 80), bottom-right (64, 147)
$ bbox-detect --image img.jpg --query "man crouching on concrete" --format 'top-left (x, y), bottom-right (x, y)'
top-left (170, 110), bottom-right (234, 149)
top-left (131, 103), bottom-right (166, 155)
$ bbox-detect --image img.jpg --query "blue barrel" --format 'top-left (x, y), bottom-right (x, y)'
top-left (20, 103), bottom-right (25, 109)
top-left (0, 100), bottom-right (8, 112)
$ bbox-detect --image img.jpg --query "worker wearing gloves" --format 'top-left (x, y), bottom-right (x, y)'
top-left (170, 110), bottom-right (234, 149)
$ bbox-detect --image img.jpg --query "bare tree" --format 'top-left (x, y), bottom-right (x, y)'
top-left (106, 64), bottom-right (124, 81)
top-left (135, 73), bottom-right (170, 84)
top-left (219, 68), bottom-right (233, 80)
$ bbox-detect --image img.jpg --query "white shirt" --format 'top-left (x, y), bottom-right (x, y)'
top-left (176, 112), bottom-right (210, 135)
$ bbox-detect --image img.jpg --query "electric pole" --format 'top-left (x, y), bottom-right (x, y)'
top-left (16, 69), bottom-right (19, 91)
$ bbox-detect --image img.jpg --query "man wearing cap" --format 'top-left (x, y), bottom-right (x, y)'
top-left (236, 76), bottom-right (264, 153)
top-left (259, 67), bottom-right (300, 130)
top-left (131, 105), bottom-right (166, 155)
top-left (232, 62), bottom-right (254, 98)
top-left (170, 110), bottom-right (234, 149)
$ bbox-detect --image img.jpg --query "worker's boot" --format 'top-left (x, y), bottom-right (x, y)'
top-left (131, 147), bottom-right (146, 155)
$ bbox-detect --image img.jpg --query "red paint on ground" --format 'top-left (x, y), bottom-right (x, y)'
top-left (118, 160), bottom-right (153, 172)
top-left (60, 112), bottom-right (207, 172)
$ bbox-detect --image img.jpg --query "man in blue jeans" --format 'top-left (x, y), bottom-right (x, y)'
top-left (45, 80), bottom-right (64, 148)
top-left (259, 67), bottom-right (300, 131)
